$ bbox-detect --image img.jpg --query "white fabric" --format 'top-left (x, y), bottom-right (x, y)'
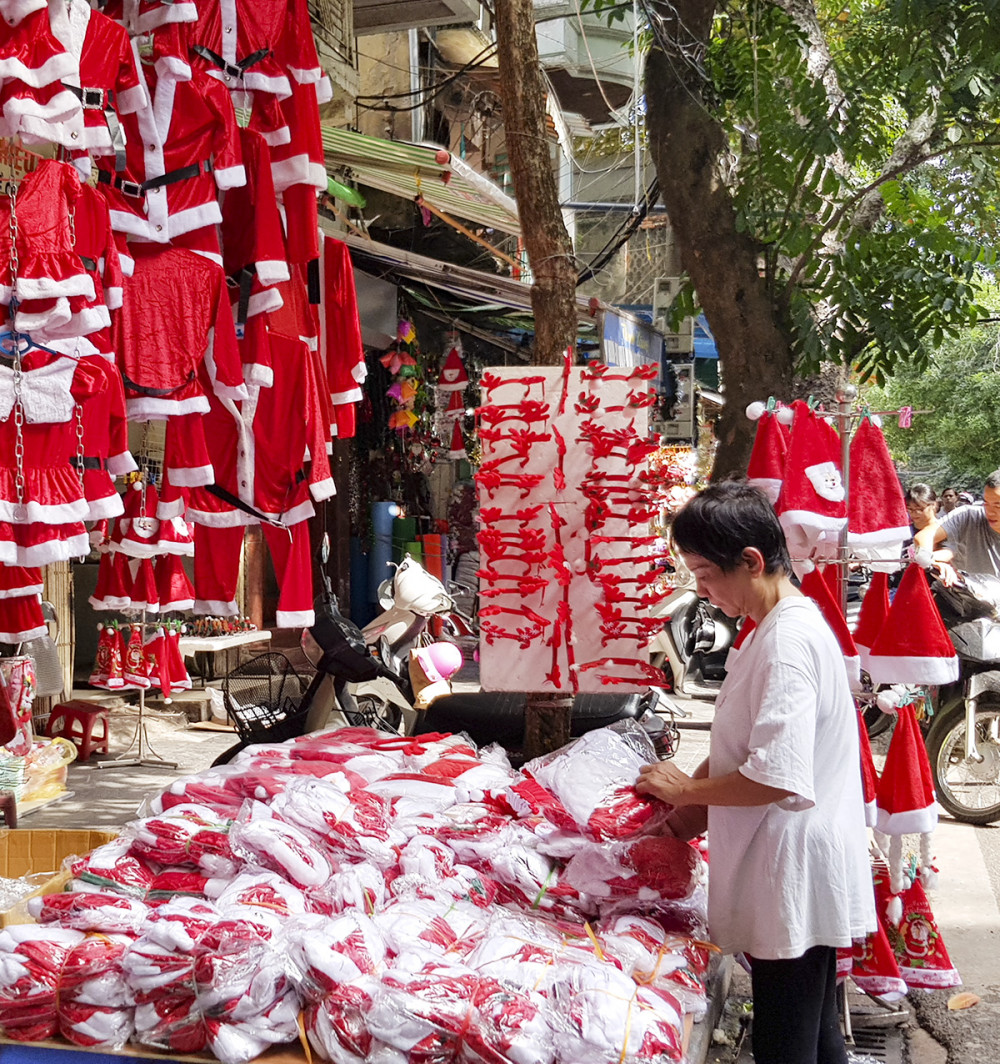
top-left (707, 596), bottom-right (876, 959)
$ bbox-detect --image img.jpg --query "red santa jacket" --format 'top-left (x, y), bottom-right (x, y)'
top-left (53, 0), bottom-right (147, 163)
top-left (96, 37), bottom-right (245, 247)
top-left (112, 244), bottom-right (247, 420)
top-left (100, 0), bottom-right (197, 35)
top-left (186, 329), bottom-right (334, 528)
top-left (319, 237), bottom-right (366, 439)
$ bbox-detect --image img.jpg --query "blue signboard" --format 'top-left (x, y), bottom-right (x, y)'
top-left (602, 310), bottom-right (665, 368)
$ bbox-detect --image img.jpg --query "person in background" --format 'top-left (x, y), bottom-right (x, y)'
top-left (636, 481), bottom-right (875, 1064)
top-left (940, 487), bottom-right (961, 514)
top-left (906, 484), bottom-right (939, 537)
top-left (915, 470), bottom-right (1000, 584)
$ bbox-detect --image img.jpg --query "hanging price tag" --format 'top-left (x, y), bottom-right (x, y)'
top-left (897, 405), bottom-right (913, 428)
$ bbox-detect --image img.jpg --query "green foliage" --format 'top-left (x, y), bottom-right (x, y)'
top-left (864, 303), bottom-right (1000, 488)
top-left (586, 0), bottom-right (1000, 386)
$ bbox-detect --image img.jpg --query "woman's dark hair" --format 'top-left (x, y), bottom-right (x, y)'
top-left (671, 480), bottom-right (792, 575)
top-left (905, 483), bottom-right (936, 506)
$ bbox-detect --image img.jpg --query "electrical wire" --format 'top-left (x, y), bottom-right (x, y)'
top-left (356, 42), bottom-right (497, 105)
top-left (576, 176), bottom-right (660, 283)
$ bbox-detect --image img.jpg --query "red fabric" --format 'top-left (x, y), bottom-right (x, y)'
top-left (853, 571), bottom-right (890, 653)
top-left (96, 35), bottom-right (245, 247)
top-left (868, 563), bottom-right (957, 670)
top-left (321, 236), bottom-right (366, 435)
top-left (0, 589), bottom-right (45, 642)
top-left (112, 244), bottom-right (245, 418)
top-left (848, 417), bottom-right (910, 540)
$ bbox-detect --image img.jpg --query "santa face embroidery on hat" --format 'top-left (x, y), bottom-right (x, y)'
top-left (805, 460), bottom-right (846, 503)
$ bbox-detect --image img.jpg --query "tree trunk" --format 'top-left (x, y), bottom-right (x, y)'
top-left (495, 0), bottom-right (577, 756)
top-left (644, 1), bottom-right (796, 477)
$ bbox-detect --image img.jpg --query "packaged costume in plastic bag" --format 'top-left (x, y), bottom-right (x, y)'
top-left (304, 974), bottom-right (381, 1064)
top-left (28, 890), bottom-right (149, 933)
top-left (374, 895), bottom-right (490, 963)
top-left (228, 800), bottom-right (336, 889)
top-left (57, 932), bottom-right (135, 1048)
top-left (286, 912), bottom-right (387, 1002)
top-left (508, 723), bottom-right (665, 841)
top-left (563, 834), bottom-right (707, 904)
top-left (127, 803), bottom-right (238, 877)
top-left (0, 925), bottom-right (85, 1041)
top-left (70, 836), bottom-right (157, 898)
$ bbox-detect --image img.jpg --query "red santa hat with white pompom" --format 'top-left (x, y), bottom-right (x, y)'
top-left (852, 570), bottom-right (891, 673)
top-left (448, 421), bottom-right (466, 460)
top-left (437, 346), bottom-right (469, 392)
top-left (848, 414), bottom-right (910, 567)
top-left (745, 401), bottom-right (789, 505)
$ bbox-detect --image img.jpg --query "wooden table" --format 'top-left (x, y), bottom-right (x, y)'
top-left (177, 630), bottom-right (272, 683)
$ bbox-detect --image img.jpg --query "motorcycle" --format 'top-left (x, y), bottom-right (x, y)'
top-left (646, 566), bottom-right (739, 699)
top-left (921, 573), bottom-right (1000, 825)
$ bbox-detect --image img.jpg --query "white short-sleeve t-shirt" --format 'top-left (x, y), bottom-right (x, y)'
top-left (707, 596), bottom-right (876, 960)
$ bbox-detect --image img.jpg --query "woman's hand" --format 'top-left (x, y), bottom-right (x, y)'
top-left (636, 760), bottom-right (695, 805)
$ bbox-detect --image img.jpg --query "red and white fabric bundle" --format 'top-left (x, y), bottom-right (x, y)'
top-left (1, 724), bottom-right (711, 1063)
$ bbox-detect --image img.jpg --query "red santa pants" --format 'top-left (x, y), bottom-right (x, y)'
top-left (193, 521), bottom-right (314, 627)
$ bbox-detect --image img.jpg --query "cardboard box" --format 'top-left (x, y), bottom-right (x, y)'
top-left (0, 829), bottom-right (117, 927)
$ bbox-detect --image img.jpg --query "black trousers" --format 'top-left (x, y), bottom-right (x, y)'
top-left (748, 945), bottom-right (848, 1064)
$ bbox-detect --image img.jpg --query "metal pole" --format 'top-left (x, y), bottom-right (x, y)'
top-left (836, 384), bottom-right (858, 616)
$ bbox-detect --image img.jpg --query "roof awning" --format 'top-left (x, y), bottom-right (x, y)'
top-left (320, 127), bottom-right (521, 236)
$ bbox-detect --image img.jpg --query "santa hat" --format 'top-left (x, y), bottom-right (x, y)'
top-left (117, 481), bottom-right (161, 559)
top-left (847, 416), bottom-right (910, 567)
top-left (857, 708), bottom-right (879, 828)
top-left (163, 627), bottom-right (192, 694)
top-left (143, 627), bottom-right (173, 703)
top-left (846, 918), bottom-right (908, 1001)
top-left (90, 623), bottom-right (125, 690)
top-left (155, 554), bottom-right (195, 613)
top-left (852, 571), bottom-right (890, 673)
top-left (437, 347), bottom-right (468, 392)
top-left (775, 400), bottom-right (846, 563)
top-left (443, 389), bottom-right (465, 420)
top-left (448, 421), bottom-right (466, 460)
top-left (156, 515), bottom-right (195, 557)
top-left (873, 861), bottom-right (960, 990)
top-left (867, 564), bottom-right (959, 685)
top-left (129, 558), bottom-right (160, 614)
top-left (122, 623), bottom-right (152, 689)
top-left (745, 406), bottom-right (788, 505)
top-left (89, 550), bottom-right (134, 612)
top-left (800, 568), bottom-right (861, 686)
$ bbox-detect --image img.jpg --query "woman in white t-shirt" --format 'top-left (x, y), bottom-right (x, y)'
top-left (636, 481), bottom-right (875, 1064)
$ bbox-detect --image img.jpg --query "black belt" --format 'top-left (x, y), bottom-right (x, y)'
top-left (192, 45), bottom-right (271, 82)
top-left (64, 85), bottom-right (126, 172)
top-left (80, 256), bottom-right (97, 272)
top-left (121, 369), bottom-right (196, 398)
top-left (97, 159), bottom-right (214, 199)
top-left (71, 456), bottom-right (106, 471)
top-left (227, 265), bottom-right (257, 333)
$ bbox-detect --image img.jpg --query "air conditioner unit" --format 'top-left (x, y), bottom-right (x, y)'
top-left (653, 276), bottom-right (695, 356)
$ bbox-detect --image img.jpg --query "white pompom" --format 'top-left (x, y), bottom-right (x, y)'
top-left (96, 622), bottom-right (104, 631)
top-left (876, 688), bottom-right (902, 713)
top-left (913, 548), bottom-right (933, 569)
top-left (131, 480), bottom-right (143, 491)
top-left (920, 866), bottom-right (939, 891)
top-left (745, 401), bottom-right (766, 421)
top-left (872, 414), bottom-right (883, 428)
top-left (163, 697), bottom-right (172, 705)
top-left (776, 406), bottom-right (794, 425)
top-left (886, 894), bottom-right (903, 926)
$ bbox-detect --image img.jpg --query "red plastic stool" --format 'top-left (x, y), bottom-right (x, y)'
top-left (46, 700), bottom-right (110, 761)
top-left (0, 789), bottom-right (16, 828)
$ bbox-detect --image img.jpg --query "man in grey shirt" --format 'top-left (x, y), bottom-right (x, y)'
top-left (914, 470), bottom-right (1000, 584)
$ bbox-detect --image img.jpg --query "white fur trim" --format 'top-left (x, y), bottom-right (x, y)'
top-left (212, 382), bottom-right (250, 403)
top-left (116, 82), bottom-right (148, 116)
top-left (14, 297), bottom-right (71, 333)
top-left (132, 1), bottom-right (198, 33)
top-left (125, 396), bottom-right (211, 418)
top-left (315, 75), bottom-right (333, 105)
top-left (280, 499), bottom-right (315, 526)
top-left (108, 208), bottom-right (153, 240)
top-left (242, 363), bottom-right (274, 389)
top-left (164, 464), bottom-right (214, 488)
top-left (254, 260), bottom-right (290, 286)
top-left (194, 598), bottom-right (239, 616)
top-left (779, 510), bottom-right (848, 533)
top-left (8, 533), bottom-right (91, 567)
top-left (214, 165), bottom-right (247, 191)
top-left (260, 125), bottom-right (291, 147)
top-left (876, 803), bottom-right (939, 836)
top-left (14, 273), bottom-right (94, 301)
top-left (863, 798), bottom-right (877, 829)
top-left (287, 65), bottom-right (323, 86)
top-left (0, 51), bottom-right (76, 88)
top-left (0, 497), bottom-right (89, 523)
top-left (165, 202), bottom-right (224, 239)
top-left (847, 525), bottom-right (911, 548)
top-left (105, 286), bottom-right (124, 311)
top-left (0, 582), bottom-right (43, 600)
top-left (106, 451), bottom-right (137, 476)
top-left (0, 1), bottom-right (47, 28)
top-left (86, 493), bottom-right (126, 521)
top-left (154, 54), bottom-right (192, 82)
top-left (748, 477), bottom-right (782, 505)
top-left (270, 154), bottom-right (311, 192)
top-left (352, 362), bottom-right (368, 384)
top-left (159, 597), bottom-right (194, 612)
top-left (309, 477), bottom-right (336, 502)
top-left (156, 497), bottom-right (187, 521)
top-left (867, 654), bottom-right (960, 685)
top-left (243, 287), bottom-right (283, 318)
top-left (186, 507), bottom-right (252, 528)
top-left (330, 386), bottom-right (363, 404)
top-left (275, 609), bottom-right (314, 629)
top-left (0, 623), bottom-right (47, 642)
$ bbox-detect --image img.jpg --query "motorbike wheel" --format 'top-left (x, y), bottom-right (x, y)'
top-left (926, 696), bottom-right (1000, 825)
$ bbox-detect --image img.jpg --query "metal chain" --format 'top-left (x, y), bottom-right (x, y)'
top-left (74, 404), bottom-right (86, 488)
top-left (137, 420), bottom-right (151, 532)
top-left (6, 180), bottom-right (26, 522)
